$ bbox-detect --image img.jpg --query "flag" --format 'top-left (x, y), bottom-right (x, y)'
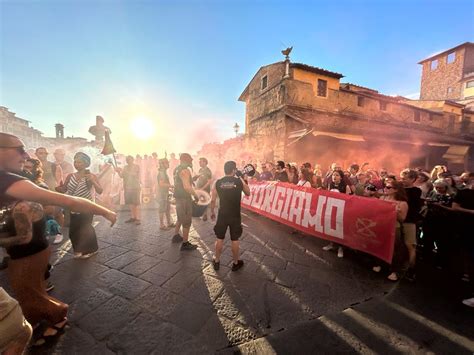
top-left (101, 129), bottom-right (116, 155)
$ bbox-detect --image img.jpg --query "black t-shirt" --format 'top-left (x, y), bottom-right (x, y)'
top-left (275, 171), bottom-right (289, 183)
top-left (405, 186), bottom-right (422, 223)
top-left (216, 176), bottom-right (244, 219)
top-left (0, 171), bottom-right (48, 259)
top-left (0, 171), bottom-right (26, 207)
top-left (453, 188), bottom-right (474, 210)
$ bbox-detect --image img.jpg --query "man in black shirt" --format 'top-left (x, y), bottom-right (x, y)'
top-left (274, 160), bottom-right (289, 182)
top-left (210, 161), bottom-right (250, 271)
top-left (401, 168), bottom-right (422, 280)
top-left (452, 174), bottom-right (474, 307)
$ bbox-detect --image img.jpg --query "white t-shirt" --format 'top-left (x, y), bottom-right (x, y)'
top-left (297, 180), bottom-right (311, 187)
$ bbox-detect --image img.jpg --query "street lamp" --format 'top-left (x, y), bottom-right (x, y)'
top-left (233, 122), bottom-right (240, 137)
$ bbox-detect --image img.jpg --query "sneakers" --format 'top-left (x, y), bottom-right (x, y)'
top-left (212, 259), bottom-right (220, 271)
top-left (337, 247), bottom-right (344, 258)
top-left (53, 234), bottom-right (64, 245)
top-left (387, 272), bottom-right (399, 281)
top-left (180, 241), bottom-right (198, 251)
top-left (46, 282), bottom-right (55, 292)
top-left (323, 243), bottom-right (334, 251)
top-left (172, 234), bottom-right (183, 243)
top-left (231, 260), bottom-right (244, 272)
top-left (462, 297), bottom-right (474, 307)
top-left (372, 266), bottom-right (382, 273)
top-left (80, 251), bottom-right (98, 259)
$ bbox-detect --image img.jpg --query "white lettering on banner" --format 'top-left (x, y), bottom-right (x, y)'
top-left (288, 190), bottom-right (305, 225)
top-left (261, 185), bottom-right (276, 213)
top-left (301, 194), bottom-right (326, 233)
top-left (250, 184), bottom-right (265, 209)
top-left (281, 188), bottom-right (293, 220)
top-left (324, 197), bottom-right (345, 239)
top-left (242, 185), bottom-right (255, 205)
top-left (270, 186), bottom-right (287, 217)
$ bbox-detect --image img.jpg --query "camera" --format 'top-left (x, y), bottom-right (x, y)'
top-left (365, 184), bottom-right (377, 192)
top-left (236, 164), bottom-right (256, 178)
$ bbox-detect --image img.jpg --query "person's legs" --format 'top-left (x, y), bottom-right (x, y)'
top-left (229, 219), bottom-right (244, 270)
top-left (159, 212), bottom-right (165, 228)
top-left (215, 239), bottom-right (224, 262)
top-left (404, 223), bottom-right (417, 268)
top-left (129, 204), bottom-right (136, 220)
top-left (165, 201), bottom-right (173, 226)
top-left (135, 203), bottom-right (141, 221)
top-left (182, 226), bottom-right (190, 242)
top-left (68, 213), bottom-right (82, 256)
top-left (231, 241), bottom-right (240, 264)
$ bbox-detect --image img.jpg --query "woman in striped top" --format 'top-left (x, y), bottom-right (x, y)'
top-left (62, 152), bottom-right (103, 259)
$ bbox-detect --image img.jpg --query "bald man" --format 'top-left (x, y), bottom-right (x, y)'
top-left (53, 148), bottom-right (74, 175)
top-left (0, 133), bottom-right (116, 347)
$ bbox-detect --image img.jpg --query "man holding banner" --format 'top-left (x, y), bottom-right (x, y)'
top-left (210, 161), bottom-right (250, 271)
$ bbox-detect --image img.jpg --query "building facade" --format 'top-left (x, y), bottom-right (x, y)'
top-left (419, 42), bottom-right (474, 102)
top-left (0, 106), bottom-right (44, 148)
top-left (238, 51), bottom-right (474, 172)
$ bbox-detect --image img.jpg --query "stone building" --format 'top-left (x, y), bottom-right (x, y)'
top-left (419, 42), bottom-right (474, 102)
top-left (238, 50), bottom-right (474, 172)
top-left (0, 106), bottom-right (89, 151)
top-left (0, 106), bottom-right (44, 147)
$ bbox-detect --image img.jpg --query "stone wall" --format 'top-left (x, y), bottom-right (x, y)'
top-left (420, 48), bottom-right (465, 100)
top-left (283, 79), bottom-right (450, 133)
top-left (243, 62), bottom-right (286, 131)
top-left (248, 111), bottom-right (287, 161)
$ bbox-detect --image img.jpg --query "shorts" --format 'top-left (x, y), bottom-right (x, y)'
top-left (214, 216), bottom-right (243, 241)
top-left (176, 198), bottom-right (192, 228)
top-left (402, 223), bottom-right (417, 245)
top-left (125, 189), bottom-right (141, 205)
top-left (158, 197), bottom-right (170, 213)
top-left (0, 291), bottom-right (32, 352)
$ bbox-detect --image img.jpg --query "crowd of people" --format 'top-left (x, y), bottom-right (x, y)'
top-left (1, 131), bottom-right (473, 352)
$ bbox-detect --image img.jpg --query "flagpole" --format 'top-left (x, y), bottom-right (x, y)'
top-left (112, 152), bottom-right (118, 168)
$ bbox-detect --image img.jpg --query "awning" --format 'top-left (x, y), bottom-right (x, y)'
top-left (312, 130), bottom-right (365, 142)
top-left (442, 145), bottom-right (470, 163)
top-left (287, 128), bottom-right (314, 146)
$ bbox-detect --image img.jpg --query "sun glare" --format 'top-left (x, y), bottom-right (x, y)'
top-left (130, 117), bottom-right (156, 140)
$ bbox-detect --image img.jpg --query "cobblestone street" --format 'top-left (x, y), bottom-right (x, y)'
top-left (1, 207), bottom-right (473, 354)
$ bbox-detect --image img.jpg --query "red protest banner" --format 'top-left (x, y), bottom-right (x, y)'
top-left (242, 182), bottom-right (397, 263)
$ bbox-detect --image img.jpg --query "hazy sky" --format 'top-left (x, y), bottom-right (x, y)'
top-left (1, 0), bottom-right (473, 154)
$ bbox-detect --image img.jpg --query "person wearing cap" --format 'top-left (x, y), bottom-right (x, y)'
top-left (0, 133), bottom-right (116, 345)
top-left (173, 153), bottom-right (200, 250)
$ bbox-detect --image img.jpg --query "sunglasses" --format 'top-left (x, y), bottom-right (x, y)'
top-left (0, 146), bottom-right (27, 155)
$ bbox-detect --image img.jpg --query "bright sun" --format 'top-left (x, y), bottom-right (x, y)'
top-left (130, 117), bottom-right (156, 139)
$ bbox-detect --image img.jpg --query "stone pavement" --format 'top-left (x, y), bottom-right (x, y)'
top-left (1, 207), bottom-right (473, 354)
